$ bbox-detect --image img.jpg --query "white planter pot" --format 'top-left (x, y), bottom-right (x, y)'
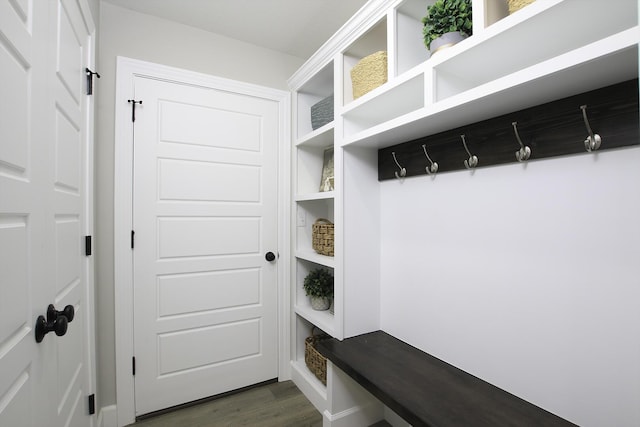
top-left (430, 31), bottom-right (468, 55)
top-left (310, 296), bottom-right (331, 311)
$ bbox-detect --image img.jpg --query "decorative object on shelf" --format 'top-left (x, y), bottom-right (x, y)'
top-left (303, 268), bottom-right (334, 311)
top-left (350, 51), bottom-right (388, 99)
top-left (311, 94), bottom-right (334, 130)
top-left (580, 105), bottom-right (601, 152)
top-left (392, 152), bottom-right (406, 180)
top-left (512, 122), bottom-right (531, 162)
top-left (305, 327), bottom-right (329, 385)
top-left (460, 134), bottom-right (478, 169)
top-left (422, 0), bottom-right (472, 55)
top-left (508, 0), bottom-right (536, 14)
top-left (319, 147), bottom-right (334, 192)
top-left (422, 144), bottom-right (439, 175)
top-left (377, 80), bottom-right (638, 181)
top-left (312, 218), bottom-right (334, 257)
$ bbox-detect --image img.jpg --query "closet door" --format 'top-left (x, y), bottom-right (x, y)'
top-left (0, 1), bottom-right (95, 426)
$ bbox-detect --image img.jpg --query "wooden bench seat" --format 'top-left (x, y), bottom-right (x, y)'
top-left (316, 331), bottom-right (576, 427)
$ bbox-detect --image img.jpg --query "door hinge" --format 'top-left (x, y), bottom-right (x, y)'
top-left (85, 68), bottom-right (100, 95)
top-left (131, 230), bottom-right (135, 249)
top-left (132, 356), bottom-right (136, 376)
top-left (85, 235), bottom-right (92, 256)
top-left (88, 394), bottom-right (96, 415)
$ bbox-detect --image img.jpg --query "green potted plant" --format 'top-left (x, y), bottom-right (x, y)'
top-left (422, 0), bottom-right (472, 55)
top-left (303, 268), bottom-right (334, 311)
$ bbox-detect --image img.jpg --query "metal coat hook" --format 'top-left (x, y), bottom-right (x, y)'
top-left (461, 135), bottom-right (478, 169)
top-left (421, 144), bottom-right (438, 175)
top-left (392, 152), bottom-right (406, 179)
top-left (512, 122), bottom-right (531, 162)
top-left (580, 105), bottom-right (601, 152)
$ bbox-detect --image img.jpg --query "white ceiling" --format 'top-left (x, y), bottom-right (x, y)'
top-left (102, 0), bottom-right (371, 59)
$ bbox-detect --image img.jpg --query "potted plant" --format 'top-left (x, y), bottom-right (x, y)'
top-left (303, 268), bottom-right (334, 311)
top-left (422, 0), bottom-right (472, 55)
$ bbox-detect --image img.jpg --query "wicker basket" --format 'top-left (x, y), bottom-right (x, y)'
top-left (350, 51), bottom-right (388, 100)
top-left (508, 0), bottom-right (535, 14)
top-left (305, 327), bottom-right (328, 385)
top-left (312, 218), bottom-right (334, 257)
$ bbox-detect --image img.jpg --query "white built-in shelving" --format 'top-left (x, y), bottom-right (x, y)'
top-left (288, 0), bottom-right (639, 419)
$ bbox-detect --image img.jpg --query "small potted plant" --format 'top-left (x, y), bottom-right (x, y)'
top-left (422, 0), bottom-right (472, 55)
top-left (303, 268), bottom-right (334, 311)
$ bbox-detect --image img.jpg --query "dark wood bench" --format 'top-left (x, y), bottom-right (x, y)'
top-left (316, 331), bottom-right (577, 427)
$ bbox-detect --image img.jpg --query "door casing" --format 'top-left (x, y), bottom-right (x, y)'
top-left (113, 56), bottom-right (291, 427)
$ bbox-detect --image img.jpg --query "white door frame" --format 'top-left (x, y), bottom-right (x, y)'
top-left (113, 57), bottom-right (291, 427)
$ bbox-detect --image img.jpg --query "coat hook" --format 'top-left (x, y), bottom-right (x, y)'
top-left (421, 144), bottom-right (438, 175)
top-left (512, 122), bottom-right (531, 162)
top-left (580, 105), bottom-right (601, 152)
top-left (392, 152), bottom-right (406, 179)
top-left (461, 135), bottom-right (478, 169)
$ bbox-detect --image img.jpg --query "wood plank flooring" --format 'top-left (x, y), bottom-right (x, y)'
top-left (126, 381), bottom-right (322, 427)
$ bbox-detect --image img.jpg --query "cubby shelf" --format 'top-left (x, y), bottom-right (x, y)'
top-left (288, 0), bottom-right (639, 421)
top-left (290, 359), bottom-right (327, 410)
top-left (342, 29), bottom-right (638, 148)
top-left (291, 313), bottom-right (329, 411)
top-left (296, 122), bottom-right (335, 148)
top-left (294, 305), bottom-right (335, 337)
top-left (295, 251), bottom-right (335, 268)
top-left (295, 191), bottom-right (335, 202)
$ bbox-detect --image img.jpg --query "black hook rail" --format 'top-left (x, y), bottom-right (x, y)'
top-left (378, 79), bottom-right (639, 181)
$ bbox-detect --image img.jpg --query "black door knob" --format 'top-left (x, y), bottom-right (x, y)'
top-left (265, 251), bottom-right (276, 262)
top-left (47, 304), bottom-right (74, 323)
top-left (35, 314), bottom-right (68, 343)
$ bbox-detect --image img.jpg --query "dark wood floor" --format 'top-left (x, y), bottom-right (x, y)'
top-left (126, 381), bottom-right (322, 427)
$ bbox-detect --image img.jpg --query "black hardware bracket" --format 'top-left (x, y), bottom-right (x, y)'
top-left (88, 394), bottom-right (96, 415)
top-left (127, 99), bottom-right (143, 122)
top-left (86, 68), bottom-right (100, 95)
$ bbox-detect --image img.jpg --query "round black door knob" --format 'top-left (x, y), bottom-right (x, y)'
top-left (35, 314), bottom-right (68, 343)
top-left (47, 304), bottom-right (75, 323)
top-left (265, 251), bottom-right (276, 262)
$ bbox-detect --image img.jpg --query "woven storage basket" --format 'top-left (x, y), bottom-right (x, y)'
top-left (350, 51), bottom-right (388, 100)
top-left (508, 0), bottom-right (535, 14)
top-left (312, 218), bottom-right (334, 257)
top-left (311, 95), bottom-right (334, 130)
top-left (305, 327), bottom-right (328, 385)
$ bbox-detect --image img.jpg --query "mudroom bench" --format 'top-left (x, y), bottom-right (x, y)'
top-left (316, 331), bottom-right (576, 427)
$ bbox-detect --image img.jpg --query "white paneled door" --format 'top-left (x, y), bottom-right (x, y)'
top-left (131, 76), bottom-right (280, 415)
top-left (0, 1), bottom-right (95, 427)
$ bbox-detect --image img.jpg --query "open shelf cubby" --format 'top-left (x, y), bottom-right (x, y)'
top-left (342, 17), bottom-right (388, 106)
top-left (296, 61), bottom-right (334, 140)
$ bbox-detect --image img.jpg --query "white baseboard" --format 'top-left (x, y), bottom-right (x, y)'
top-left (98, 405), bottom-right (117, 427)
top-left (323, 402), bottom-right (383, 427)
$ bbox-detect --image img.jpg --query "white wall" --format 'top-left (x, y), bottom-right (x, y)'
top-left (95, 1), bottom-right (304, 408)
top-left (380, 147), bottom-right (640, 426)
top-left (86, 0), bottom-right (99, 24)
